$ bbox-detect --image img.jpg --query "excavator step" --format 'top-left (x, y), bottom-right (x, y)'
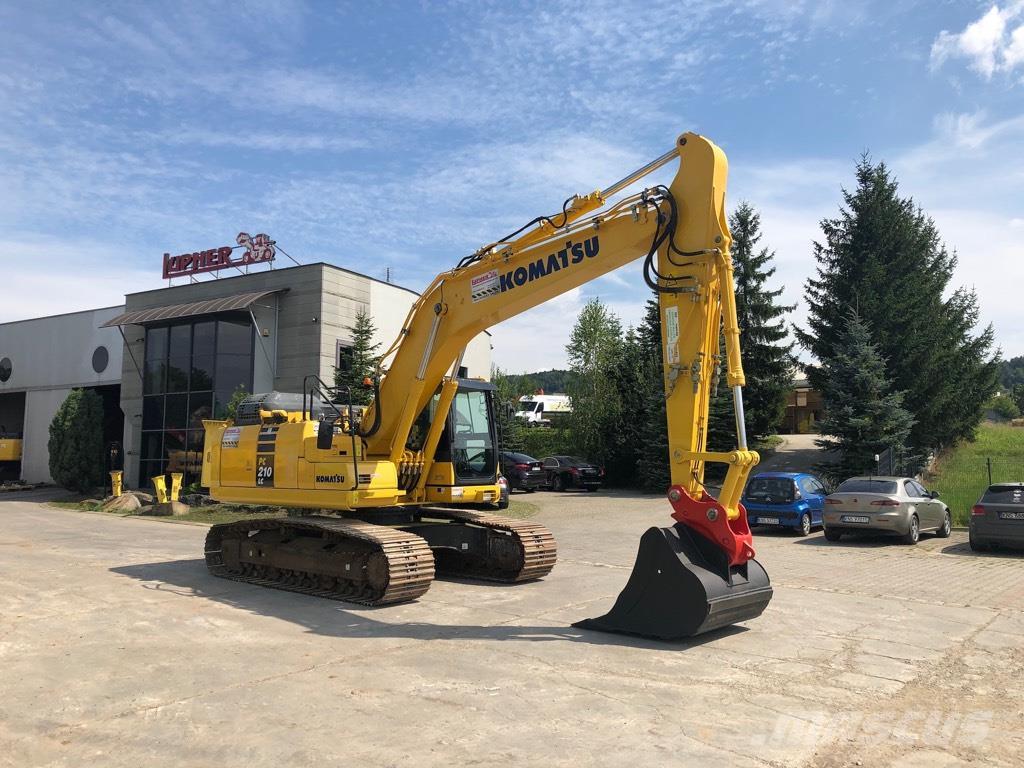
top-left (204, 516), bottom-right (435, 605)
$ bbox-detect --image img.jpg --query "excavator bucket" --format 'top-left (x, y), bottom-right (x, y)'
top-left (573, 524), bottom-right (772, 640)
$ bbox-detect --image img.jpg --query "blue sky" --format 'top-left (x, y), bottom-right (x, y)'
top-left (2, 1), bottom-right (1022, 371)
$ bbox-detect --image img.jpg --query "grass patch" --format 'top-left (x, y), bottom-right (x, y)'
top-left (754, 434), bottom-right (785, 453)
top-left (51, 497), bottom-right (540, 524)
top-left (924, 422), bottom-right (1024, 525)
top-left (503, 499), bottom-right (540, 519)
top-left (164, 506), bottom-right (289, 525)
top-left (51, 500), bottom-right (105, 513)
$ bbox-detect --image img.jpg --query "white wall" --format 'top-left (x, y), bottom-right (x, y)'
top-left (368, 281), bottom-right (492, 380)
top-left (21, 388), bottom-right (71, 483)
top-left (0, 307), bottom-right (125, 392)
top-left (0, 307), bottom-right (127, 484)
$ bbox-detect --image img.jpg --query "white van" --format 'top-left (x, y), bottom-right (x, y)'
top-left (515, 395), bottom-right (571, 427)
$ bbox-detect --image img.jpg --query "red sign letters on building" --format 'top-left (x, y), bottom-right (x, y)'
top-left (162, 233), bottom-right (276, 279)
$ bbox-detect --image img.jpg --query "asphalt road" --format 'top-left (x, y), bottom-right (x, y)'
top-left (1, 489), bottom-right (1022, 767)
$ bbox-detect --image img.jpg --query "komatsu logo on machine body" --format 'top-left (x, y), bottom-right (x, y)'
top-left (500, 235), bottom-right (600, 293)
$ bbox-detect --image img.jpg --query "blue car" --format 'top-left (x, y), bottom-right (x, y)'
top-left (742, 472), bottom-right (827, 536)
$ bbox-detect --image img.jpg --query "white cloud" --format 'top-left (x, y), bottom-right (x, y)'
top-left (931, 2), bottom-right (1024, 78)
top-left (0, 236), bottom-right (167, 323)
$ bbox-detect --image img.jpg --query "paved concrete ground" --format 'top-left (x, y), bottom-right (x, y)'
top-left (1, 490), bottom-right (1023, 768)
top-left (757, 433), bottom-right (824, 474)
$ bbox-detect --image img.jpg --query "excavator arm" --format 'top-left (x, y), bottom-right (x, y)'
top-left (365, 133), bottom-right (761, 568)
top-left (346, 131), bottom-right (773, 638)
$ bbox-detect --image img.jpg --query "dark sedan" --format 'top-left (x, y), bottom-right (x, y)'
top-left (970, 482), bottom-right (1024, 551)
top-left (498, 451), bottom-right (546, 492)
top-left (541, 455), bottom-right (603, 492)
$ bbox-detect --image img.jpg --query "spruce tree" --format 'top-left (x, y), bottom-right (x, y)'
top-left (706, 334), bottom-right (737, 455)
top-left (48, 388), bottom-right (105, 493)
top-left (730, 203), bottom-right (795, 440)
top-left (335, 307), bottom-right (381, 406)
top-left (491, 366), bottom-right (526, 454)
top-left (566, 298), bottom-right (623, 466)
top-left (816, 311), bottom-right (914, 477)
top-left (797, 158), bottom-right (998, 452)
top-left (635, 300), bottom-right (672, 492)
top-left (603, 326), bottom-right (644, 486)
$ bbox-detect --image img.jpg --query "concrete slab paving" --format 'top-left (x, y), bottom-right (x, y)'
top-left (1, 490), bottom-right (1022, 767)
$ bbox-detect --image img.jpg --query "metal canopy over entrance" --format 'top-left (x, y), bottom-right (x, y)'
top-left (101, 289), bottom-right (285, 327)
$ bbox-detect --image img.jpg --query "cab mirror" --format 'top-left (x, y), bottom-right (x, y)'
top-left (317, 418), bottom-right (336, 450)
top-left (929, 490), bottom-right (940, 499)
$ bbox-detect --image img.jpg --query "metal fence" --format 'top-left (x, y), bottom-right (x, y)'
top-left (876, 446), bottom-right (926, 478)
top-left (924, 459), bottom-right (1023, 524)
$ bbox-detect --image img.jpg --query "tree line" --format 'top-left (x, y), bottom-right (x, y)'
top-left (491, 158), bottom-right (1000, 488)
top-left (40, 159), bottom-right (1001, 495)
top-left (328, 157), bottom-right (1002, 491)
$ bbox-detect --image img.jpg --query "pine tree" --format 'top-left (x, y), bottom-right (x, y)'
top-left (566, 298), bottom-right (622, 466)
top-left (335, 307), bottom-right (381, 406)
top-left (48, 388), bottom-right (105, 493)
top-left (705, 334), bottom-right (737, 456)
top-left (816, 311), bottom-right (915, 477)
top-left (796, 158), bottom-right (998, 452)
top-left (730, 203), bottom-right (795, 440)
top-left (603, 326), bottom-right (645, 486)
top-left (491, 366), bottom-right (526, 454)
top-left (635, 299), bottom-right (672, 492)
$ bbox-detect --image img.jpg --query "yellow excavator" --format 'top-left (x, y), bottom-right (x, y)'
top-left (201, 131), bottom-right (773, 639)
top-left (0, 429), bottom-right (23, 481)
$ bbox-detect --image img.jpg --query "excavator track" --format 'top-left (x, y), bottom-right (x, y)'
top-left (204, 516), bottom-right (434, 605)
top-left (411, 507), bottom-right (557, 582)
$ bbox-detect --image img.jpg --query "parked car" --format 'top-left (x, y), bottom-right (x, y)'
top-left (742, 472), bottom-right (827, 536)
top-left (499, 451), bottom-right (546, 492)
top-left (969, 482), bottom-right (1024, 551)
top-left (496, 474), bottom-right (510, 509)
top-left (822, 476), bottom-right (952, 544)
top-left (541, 455), bottom-right (603, 492)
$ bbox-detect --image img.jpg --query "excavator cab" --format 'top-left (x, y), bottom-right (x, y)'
top-left (408, 379), bottom-right (503, 507)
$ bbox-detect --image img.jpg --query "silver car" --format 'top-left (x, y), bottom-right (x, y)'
top-left (823, 476), bottom-right (952, 544)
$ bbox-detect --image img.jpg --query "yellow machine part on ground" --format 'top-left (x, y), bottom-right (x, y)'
top-left (0, 438), bottom-right (22, 462)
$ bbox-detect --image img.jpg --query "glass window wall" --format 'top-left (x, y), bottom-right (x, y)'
top-left (140, 313), bottom-right (253, 488)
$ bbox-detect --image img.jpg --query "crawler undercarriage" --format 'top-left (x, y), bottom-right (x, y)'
top-left (204, 508), bottom-right (557, 605)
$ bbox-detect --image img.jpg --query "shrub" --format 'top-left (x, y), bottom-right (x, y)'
top-left (48, 389), bottom-right (105, 493)
top-left (519, 427), bottom-right (576, 460)
top-left (986, 394), bottom-right (1021, 421)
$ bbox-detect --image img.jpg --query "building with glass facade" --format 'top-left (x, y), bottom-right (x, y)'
top-left (0, 263), bottom-right (491, 489)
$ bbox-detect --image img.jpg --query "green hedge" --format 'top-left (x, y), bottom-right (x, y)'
top-left (518, 427), bottom-right (577, 460)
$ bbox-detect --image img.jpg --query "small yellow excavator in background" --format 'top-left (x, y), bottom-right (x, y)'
top-left (0, 428), bottom-right (23, 481)
top-left (201, 131), bottom-right (773, 639)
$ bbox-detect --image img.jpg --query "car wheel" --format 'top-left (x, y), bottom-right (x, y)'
top-left (969, 532), bottom-right (989, 552)
top-left (936, 510), bottom-right (952, 538)
top-left (901, 514), bottom-right (920, 545)
top-left (798, 513), bottom-right (812, 537)
top-left (586, 487), bottom-right (598, 493)
top-left (525, 488), bottom-right (535, 493)
top-left (552, 475), bottom-right (564, 492)
top-left (823, 527), bottom-right (843, 542)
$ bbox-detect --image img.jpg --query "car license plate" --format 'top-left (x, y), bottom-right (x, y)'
top-left (998, 511), bottom-right (1024, 520)
top-left (842, 515), bottom-right (870, 523)
top-left (757, 517), bottom-right (780, 525)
